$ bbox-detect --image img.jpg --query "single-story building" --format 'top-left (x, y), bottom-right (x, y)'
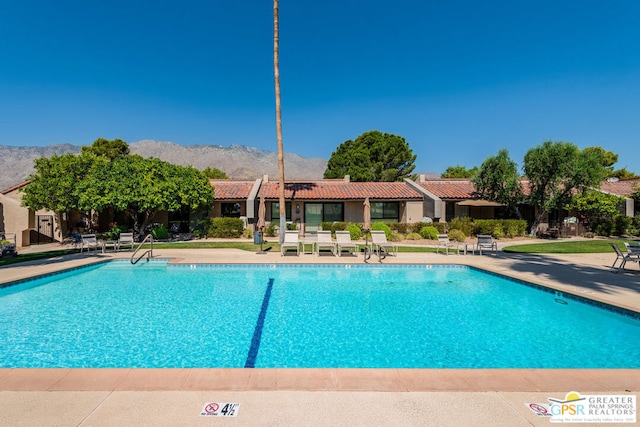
top-left (3, 175), bottom-right (638, 247)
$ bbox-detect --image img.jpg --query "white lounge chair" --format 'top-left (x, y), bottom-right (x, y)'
top-left (611, 242), bottom-right (640, 272)
top-left (476, 234), bottom-right (497, 255)
top-left (117, 232), bottom-right (135, 251)
top-left (335, 230), bottom-right (358, 256)
top-left (371, 230), bottom-right (398, 257)
top-left (280, 230), bottom-right (300, 256)
top-left (316, 230), bottom-right (336, 256)
top-left (436, 234), bottom-right (459, 255)
top-left (80, 234), bottom-right (102, 254)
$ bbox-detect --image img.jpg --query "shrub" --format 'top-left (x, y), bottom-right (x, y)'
top-left (448, 229), bottom-right (466, 242)
top-left (206, 217), bottom-right (245, 238)
top-left (493, 225), bottom-right (505, 239)
top-left (405, 232), bottom-right (422, 240)
top-left (242, 228), bottom-right (253, 239)
top-left (390, 233), bottom-right (403, 242)
top-left (321, 222), bottom-right (347, 233)
top-left (393, 223), bottom-right (411, 234)
top-left (104, 225), bottom-right (127, 240)
top-left (151, 225), bottom-right (169, 240)
top-left (345, 223), bottom-right (363, 240)
top-left (371, 222), bottom-right (392, 239)
top-left (472, 219), bottom-right (495, 236)
top-left (614, 215), bottom-right (632, 236)
top-left (593, 220), bottom-right (614, 237)
top-left (472, 219), bottom-right (526, 238)
top-left (419, 225), bottom-right (439, 240)
top-left (264, 221), bottom-right (277, 237)
top-left (449, 217), bottom-right (473, 236)
top-left (502, 219), bottom-right (527, 237)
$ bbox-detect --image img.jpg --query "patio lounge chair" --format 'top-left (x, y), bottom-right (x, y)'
top-left (611, 242), bottom-right (640, 272)
top-left (371, 230), bottom-right (398, 257)
top-left (335, 230), bottom-right (358, 256)
top-left (436, 234), bottom-right (459, 255)
top-left (280, 230), bottom-right (300, 256)
top-left (316, 230), bottom-right (336, 256)
top-left (476, 234), bottom-right (497, 255)
top-left (80, 234), bottom-right (102, 254)
top-left (116, 232), bottom-right (135, 251)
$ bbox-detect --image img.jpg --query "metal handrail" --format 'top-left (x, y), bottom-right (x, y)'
top-left (131, 234), bottom-right (153, 264)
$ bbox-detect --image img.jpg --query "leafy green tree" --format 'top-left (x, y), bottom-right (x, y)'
top-left (583, 146), bottom-right (617, 170)
top-left (609, 167), bottom-right (639, 179)
top-left (524, 141), bottom-right (608, 235)
top-left (473, 149), bottom-right (523, 218)
top-left (570, 190), bottom-right (622, 222)
top-left (583, 146), bottom-right (638, 178)
top-left (81, 137), bottom-right (130, 160)
top-left (324, 130), bottom-right (417, 182)
top-left (76, 155), bottom-right (215, 238)
top-left (20, 153), bottom-right (102, 237)
top-left (441, 165), bottom-right (479, 178)
top-left (202, 167), bottom-right (229, 179)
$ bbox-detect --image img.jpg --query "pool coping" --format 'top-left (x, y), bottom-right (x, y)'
top-left (0, 368), bottom-right (638, 392)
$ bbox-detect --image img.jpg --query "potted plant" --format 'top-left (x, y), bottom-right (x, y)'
top-left (1, 235), bottom-right (17, 257)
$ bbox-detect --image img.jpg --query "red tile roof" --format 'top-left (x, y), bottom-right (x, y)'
top-left (598, 178), bottom-right (640, 197)
top-left (1, 181), bottom-right (30, 195)
top-left (417, 179), bottom-right (476, 199)
top-left (210, 180), bottom-right (256, 200)
top-left (419, 178), bottom-right (534, 199)
top-left (258, 180), bottom-right (423, 200)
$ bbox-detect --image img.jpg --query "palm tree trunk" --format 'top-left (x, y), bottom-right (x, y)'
top-left (274, 0), bottom-right (286, 243)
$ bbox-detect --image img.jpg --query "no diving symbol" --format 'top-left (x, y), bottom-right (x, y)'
top-left (205, 403), bottom-right (219, 414)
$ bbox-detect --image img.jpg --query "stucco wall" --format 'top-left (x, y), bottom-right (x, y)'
top-left (0, 192), bottom-right (33, 247)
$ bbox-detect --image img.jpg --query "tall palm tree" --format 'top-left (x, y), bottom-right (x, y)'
top-left (274, 0), bottom-right (286, 243)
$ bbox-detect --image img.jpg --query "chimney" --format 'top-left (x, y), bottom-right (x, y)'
top-left (419, 174), bottom-right (426, 182)
top-left (343, 175), bottom-right (350, 182)
top-left (262, 175), bottom-right (269, 183)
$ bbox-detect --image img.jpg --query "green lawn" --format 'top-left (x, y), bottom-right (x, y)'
top-left (502, 239), bottom-right (627, 254)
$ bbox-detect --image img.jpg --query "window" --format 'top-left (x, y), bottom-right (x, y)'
top-left (221, 203), bottom-right (242, 218)
top-left (323, 203), bottom-right (343, 222)
top-left (304, 203), bottom-right (344, 231)
top-left (271, 202), bottom-right (292, 221)
top-left (371, 202), bottom-right (399, 222)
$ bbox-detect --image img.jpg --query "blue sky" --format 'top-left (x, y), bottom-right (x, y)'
top-left (1, 1), bottom-right (639, 176)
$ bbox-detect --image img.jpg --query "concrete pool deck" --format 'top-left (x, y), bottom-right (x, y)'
top-left (1, 242), bottom-right (638, 426)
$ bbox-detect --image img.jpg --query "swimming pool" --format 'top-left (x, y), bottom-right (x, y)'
top-left (1, 261), bottom-right (639, 368)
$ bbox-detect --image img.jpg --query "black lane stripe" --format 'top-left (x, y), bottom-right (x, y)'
top-left (244, 278), bottom-right (274, 368)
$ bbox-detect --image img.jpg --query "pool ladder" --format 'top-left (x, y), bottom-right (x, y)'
top-left (131, 234), bottom-right (153, 264)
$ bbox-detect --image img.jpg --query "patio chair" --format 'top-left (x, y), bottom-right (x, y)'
top-left (116, 232), bottom-right (135, 251)
top-left (280, 230), bottom-right (300, 256)
top-left (80, 234), bottom-right (102, 254)
top-left (371, 230), bottom-right (398, 257)
top-left (335, 230), bottom-right (358, 257)
top-left (436, 234), bottom-right (459, 255)
top-left (316, 230), bottom-right (336, 256)
top-left (476, 234), bottom-right (497, 255)
top-left (611, 242), bottom-right (640, 272)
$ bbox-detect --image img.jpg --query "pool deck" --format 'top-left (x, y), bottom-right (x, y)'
top-left (1, 242), bottom-right (639, 426)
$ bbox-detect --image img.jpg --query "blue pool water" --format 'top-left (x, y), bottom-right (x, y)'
top-left (1, 261), bottom-right (639, 368)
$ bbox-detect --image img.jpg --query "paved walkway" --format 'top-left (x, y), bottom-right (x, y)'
top-left (1, 240), bottom-right (638, 426)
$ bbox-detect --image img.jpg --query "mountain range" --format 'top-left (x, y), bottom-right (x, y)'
top-left (0, 140), bottom-right (328, 191)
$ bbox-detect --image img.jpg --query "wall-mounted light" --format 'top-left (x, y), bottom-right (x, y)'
top-left (296, 204), bottom-right (300, 210)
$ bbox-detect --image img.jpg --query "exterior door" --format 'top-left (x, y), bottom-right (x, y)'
top-left (304, 203), bottom-right (322, 232)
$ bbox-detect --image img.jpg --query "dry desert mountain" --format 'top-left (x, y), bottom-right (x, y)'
top-left (0, 140), bottom-right (328, 191)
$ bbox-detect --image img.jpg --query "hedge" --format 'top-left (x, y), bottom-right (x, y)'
top-left (206, 217), bottom-right (245, 238)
